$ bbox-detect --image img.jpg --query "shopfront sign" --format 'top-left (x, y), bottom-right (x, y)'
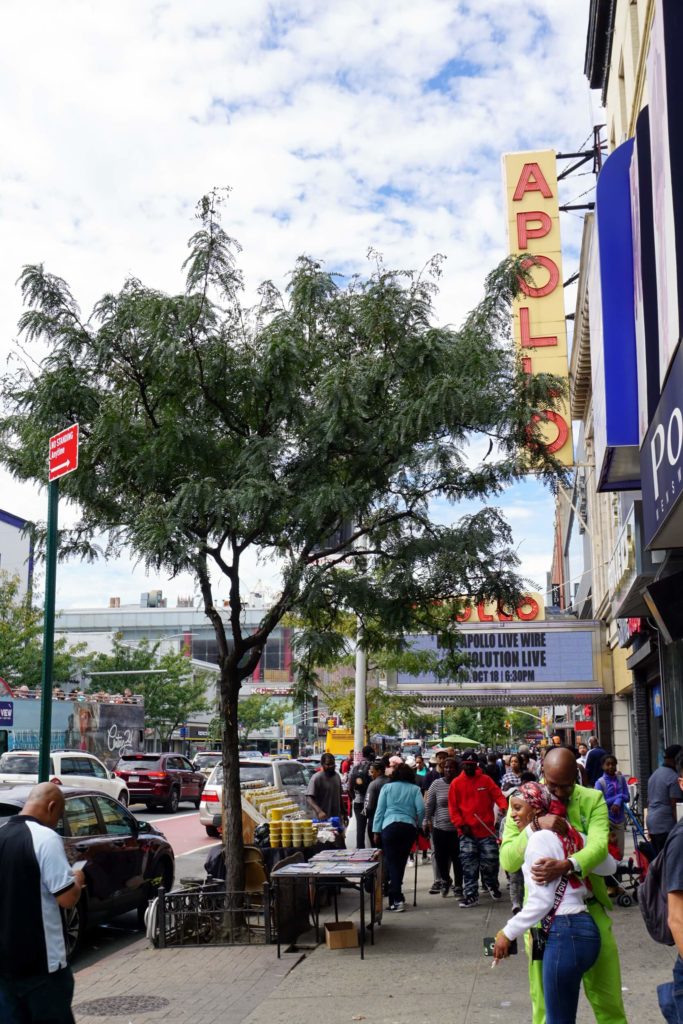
top-left (503, 150), bottom-right (573, 466)
top-left (592, 139), bottom-right (640, 490)
top-left (641, 340), bottom-right (683, 548)
top-left (455, 593), bottom-right (543, 623)
top-left (648, 0), bottom-right (683, 387)
top-left (630, 108), bottom-right (660, 443)
top-left (396, 621), bottom-right (604, 699)
top-left (0, 701), bottom-right (13, 726)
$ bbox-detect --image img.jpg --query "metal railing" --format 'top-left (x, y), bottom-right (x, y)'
top-left (156, 880), bottom-right (272, 947)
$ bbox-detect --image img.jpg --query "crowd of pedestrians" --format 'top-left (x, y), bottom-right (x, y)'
top-left (339, 736), bottom-right (683, 1024)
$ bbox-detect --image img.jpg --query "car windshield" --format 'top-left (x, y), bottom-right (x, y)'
top-left (0, 754), bottom-right (40, 773)
top-left (116, 756), bottom-right (161, 771)
top-left (195, 754), bottom-right (221, 768)
top-left (210, 764), bottom-right (274, 785)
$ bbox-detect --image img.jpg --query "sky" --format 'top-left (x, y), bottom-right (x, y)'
top-left (0, 0), bottom-right (601, 611)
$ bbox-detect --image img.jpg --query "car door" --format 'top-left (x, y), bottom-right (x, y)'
top-left (63, 794), bottom-right (116, 919)
top-left (58, 755), bottom-right (97, 790)
top-left (165, 756), bottom-right (187, 799)
top-left (178, 756), bottom-right (202, 799)
top-left (92, 795), bottom-right (145, 913)
top-left (85, 755), bottom-right (114, 797)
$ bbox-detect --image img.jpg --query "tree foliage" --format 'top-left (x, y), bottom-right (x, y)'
top-left (86, 634), bottom-right (210, 748)
top-left (0, 571), bottom-right (88, 689)
top-left (323, 679), bottom-right (436, 737)
top-left (0, 190), bottom-right (566, 888)
top-left (236, 693), bottom-right (285, 746)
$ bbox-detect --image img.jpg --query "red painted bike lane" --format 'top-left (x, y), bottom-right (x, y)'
top-left (147, 811), bottom-right (221, 857)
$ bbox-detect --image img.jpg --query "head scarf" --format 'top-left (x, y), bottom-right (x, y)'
top-left (517, 782), bottom-right (584, 859)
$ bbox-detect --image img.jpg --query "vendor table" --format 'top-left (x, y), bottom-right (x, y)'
top-left (271, 855), bottom-right (380, 960)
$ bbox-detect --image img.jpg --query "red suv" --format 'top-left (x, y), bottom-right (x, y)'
top-left (113, 753), bottom-right (205, 813)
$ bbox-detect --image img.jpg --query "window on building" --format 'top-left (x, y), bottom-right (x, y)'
top-left (264, 632), bottom-right (284, 670)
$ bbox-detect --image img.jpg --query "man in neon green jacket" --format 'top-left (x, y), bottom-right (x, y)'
top-left (500, 747), bottom-right (627, 1024)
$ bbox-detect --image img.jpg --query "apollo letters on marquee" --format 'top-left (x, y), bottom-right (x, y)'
top-left (503, 151), bottom-right (574, 466)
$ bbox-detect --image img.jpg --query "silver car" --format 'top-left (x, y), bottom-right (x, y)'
top-left (198, 758), bottom-right (309, 836)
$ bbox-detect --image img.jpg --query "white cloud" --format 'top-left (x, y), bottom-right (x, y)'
top-left (0, 0), bottom-right (593, 608)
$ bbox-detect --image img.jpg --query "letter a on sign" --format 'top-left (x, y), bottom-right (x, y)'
top-left (48, 424), bottom-right (79, 482)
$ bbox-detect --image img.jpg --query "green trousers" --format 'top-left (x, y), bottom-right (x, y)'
top-left (527, 901), bottom-right (628, 1024)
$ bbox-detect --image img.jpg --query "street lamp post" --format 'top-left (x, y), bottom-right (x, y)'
top-left (440, 707), bottom-right (445, 744)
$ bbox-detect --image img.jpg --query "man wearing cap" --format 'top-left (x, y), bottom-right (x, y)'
top-left (448, 749), bottom-right (507, 907)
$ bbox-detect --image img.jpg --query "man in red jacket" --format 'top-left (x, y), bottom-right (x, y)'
top-left (448, 749), bottom-right (507, 907)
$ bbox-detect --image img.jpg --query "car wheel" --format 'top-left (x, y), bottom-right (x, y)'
top-left (118, 791), bottom-right (129, 806)
top-left (63, 897), bottom-right (87, 961)
top-left (163, 788), bottom-right (180, 813)
top-left (205, 825), bottom-right (220, 838)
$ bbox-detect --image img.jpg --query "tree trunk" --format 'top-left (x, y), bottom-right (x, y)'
top-left (220, 667), bottom-right (245, 894)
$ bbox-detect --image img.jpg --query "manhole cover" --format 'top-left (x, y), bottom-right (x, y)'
top-left (73, 995), bottom-right (170, 1016)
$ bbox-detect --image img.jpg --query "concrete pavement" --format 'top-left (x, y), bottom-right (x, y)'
top-left (72, 858), bottom-right (676, 1024)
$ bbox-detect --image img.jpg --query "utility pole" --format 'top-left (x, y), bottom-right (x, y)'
top-left (39, 424), bottom-right (79, 782)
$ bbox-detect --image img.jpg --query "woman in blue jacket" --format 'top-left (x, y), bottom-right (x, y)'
top-left (372, 763), bottom-right (424, 912)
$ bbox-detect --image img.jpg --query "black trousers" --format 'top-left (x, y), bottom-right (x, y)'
top-left (381, 822), bottom-right (417, 904)
top-left (650, 832), bottom-right (669, 855)
top-left (431, 828), bottom-right (463, 888)
top-left (353, 804), bottom-right (368, 849)
top-left (0, 966), bottom-right (75, 1024)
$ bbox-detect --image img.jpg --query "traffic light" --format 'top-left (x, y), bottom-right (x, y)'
top-left (505, 719), bottom-right (511, 730)
top-left (541, 715), bottom-right (547, 728)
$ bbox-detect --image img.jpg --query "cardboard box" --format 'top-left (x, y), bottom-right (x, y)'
top-left (324, 921), bottom-right (358, 949)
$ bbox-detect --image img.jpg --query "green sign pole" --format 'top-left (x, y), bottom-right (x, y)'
top-left (38, 479), bottom-right (59, 782)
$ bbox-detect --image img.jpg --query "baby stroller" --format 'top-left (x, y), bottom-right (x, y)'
top-left (609, 783), bottom-right (652, 907)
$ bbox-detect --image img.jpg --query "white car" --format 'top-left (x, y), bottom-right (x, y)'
top-left (0, 750), bottom-right (130, 805)
top-left (199, 759), bottom-right (309, 836)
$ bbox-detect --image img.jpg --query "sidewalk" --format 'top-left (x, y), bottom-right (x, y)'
top-left (73, 860), bottom-right (676, 1024)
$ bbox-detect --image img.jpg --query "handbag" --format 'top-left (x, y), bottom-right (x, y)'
top-left (530, 875), bottom-right (568, 961)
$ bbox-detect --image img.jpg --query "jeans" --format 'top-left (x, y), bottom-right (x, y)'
top-left (353, 804), bottom-right (368, 849)
top-left (459, 835), bottom-right (500, 899)
top-left (431, 828), bottom-right (462, 888)
top-left (0, 966), bottom-right (75, 1024)
top-left (543, 913), bottom-right (601, 1024)
top-left (381, 822), bottom-right (417, 905)
top-left (658, 955), bottom-right (683, 1023)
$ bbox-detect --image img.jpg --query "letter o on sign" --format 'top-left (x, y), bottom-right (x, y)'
top-left (519, 256), bottom-right (560, 299)
top-left (667, 408), bottom-right (683, 467)
top-left (517, 596), bottom-right (540, 621)
top-left (531, 411), bottom-right (569, 454)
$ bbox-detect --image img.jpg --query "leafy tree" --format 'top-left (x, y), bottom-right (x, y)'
top-left (323, 678), bottom-right (436, 738)
top-left (86, 634), bottom-right (210, 748)
top-left (0, 571), bottom-right (88, 689)
top-left (0, 191), bottom-right (564, 889)
top-left (236, 693), bottom-right (284, 746)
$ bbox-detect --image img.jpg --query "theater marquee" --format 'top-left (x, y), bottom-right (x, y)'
top-left (503, 150), bottom-right (574, 467)
top-left (396, 620), bottom-right (607, 700)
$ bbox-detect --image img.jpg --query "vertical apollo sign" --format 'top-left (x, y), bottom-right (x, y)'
top-left (504, 152), bottom-right (574, 465)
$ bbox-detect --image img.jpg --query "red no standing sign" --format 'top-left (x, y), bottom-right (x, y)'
top-left (48, 424), bottom-right (79, 482)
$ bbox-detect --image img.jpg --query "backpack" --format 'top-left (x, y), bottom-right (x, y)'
top-left (638, 832), bottom-right (676, 946)
top-left (349, 760), bottom-right (372, 802)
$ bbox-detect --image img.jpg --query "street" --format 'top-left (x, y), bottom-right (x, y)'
top-left (72, 803), bottom-right (219, 971)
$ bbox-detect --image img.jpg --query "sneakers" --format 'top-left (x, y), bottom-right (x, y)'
top-left (389, 901), bottom-right (406, 913)
top-left (490, 888), bottom-right (503, 901)
top-left (458, 895), bottom-right (480, 908)
top-left (428, 883), bottom-right (442, 895)
top-left (441, 883), bottom-right (450, 898)
top-left (452, 886), bottom-right (464, 899)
